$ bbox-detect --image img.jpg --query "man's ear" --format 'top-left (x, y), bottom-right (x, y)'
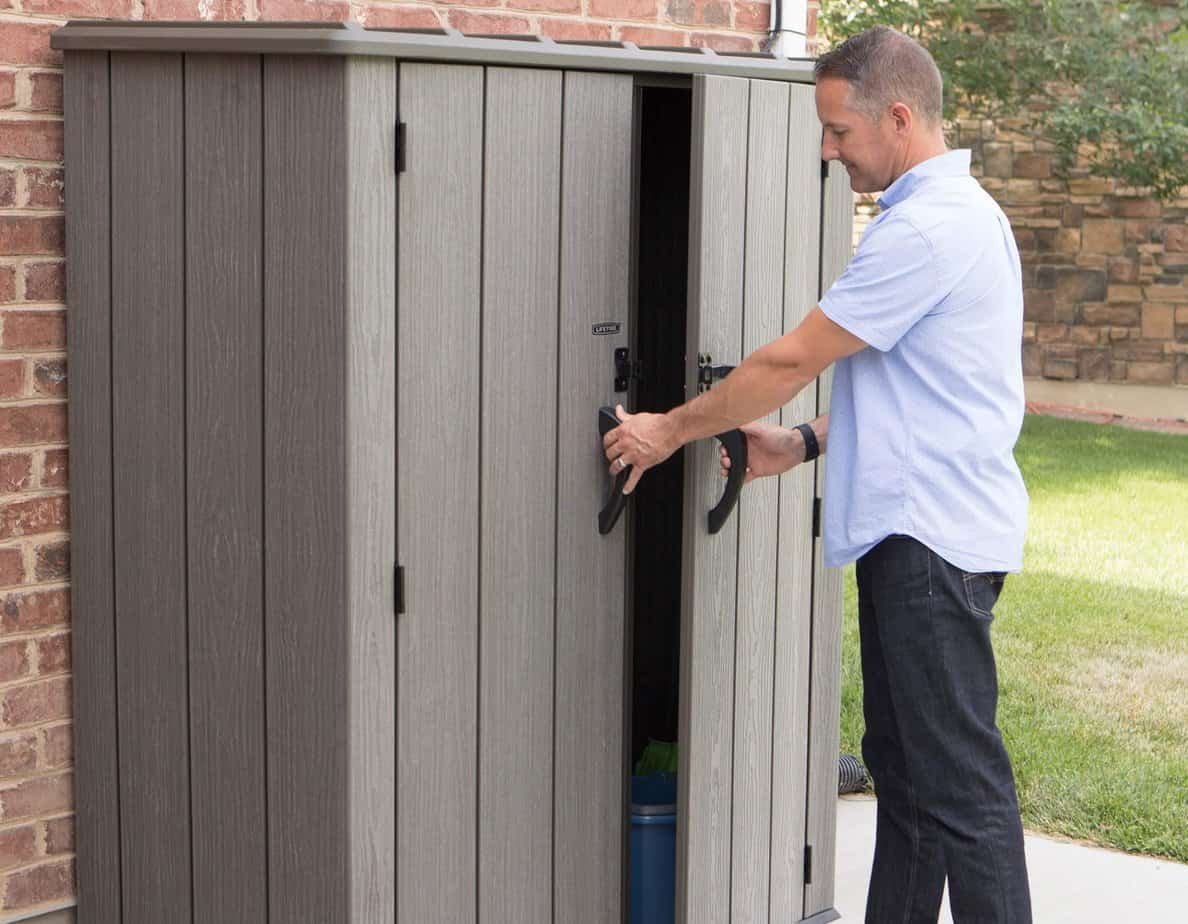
top-left (890, 101), bottom-right (913, 136)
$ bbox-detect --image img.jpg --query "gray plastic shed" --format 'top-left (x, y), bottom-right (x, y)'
top-left (53, 20), bottom-right (852, 924)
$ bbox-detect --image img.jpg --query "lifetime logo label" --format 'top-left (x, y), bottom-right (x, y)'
top-left (592, 322), bottom-right (621, 336)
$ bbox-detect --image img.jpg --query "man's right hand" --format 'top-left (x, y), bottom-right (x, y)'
top-left (718, 423), bottom-right (804, 484)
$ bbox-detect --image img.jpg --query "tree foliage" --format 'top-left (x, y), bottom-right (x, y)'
top-left (818, 0), bottom-right (1188, 200)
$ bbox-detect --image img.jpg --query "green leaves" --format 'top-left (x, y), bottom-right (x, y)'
top-left (819, 0), bottom-right (1188, 200)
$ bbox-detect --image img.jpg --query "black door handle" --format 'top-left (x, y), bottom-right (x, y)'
top-left (709, 428), bottom-right (747, 535)
top-left (598, 406), bottom-right (631, 535)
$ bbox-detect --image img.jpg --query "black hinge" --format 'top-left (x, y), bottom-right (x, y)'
top-left (820, 159), bottom-right (830, 180)
top-left (396, 122), bottom-right (407, 174)
top-left (804, 844), bottom-right (813, 884)
top-left (614, 347), bottom-right (641, 393)
top-left (812, 497), bottom-right (821, 538)
top-left (696, 354), bottom-right (736, 394)
top-left (394, 564), bottom-right (405, 615)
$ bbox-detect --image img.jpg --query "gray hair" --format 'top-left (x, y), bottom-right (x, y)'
top-left (814, 26), bottom-right (944, 127)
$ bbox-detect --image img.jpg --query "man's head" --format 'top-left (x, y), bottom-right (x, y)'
top-left (814, 26), bottom-right (946, 193)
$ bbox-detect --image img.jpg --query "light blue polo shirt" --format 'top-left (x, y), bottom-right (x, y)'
top-left (818, 149), bottom-right (1028, 574)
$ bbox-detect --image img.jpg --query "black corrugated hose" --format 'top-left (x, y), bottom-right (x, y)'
top-left (838, 754), bottom-right (869, 794)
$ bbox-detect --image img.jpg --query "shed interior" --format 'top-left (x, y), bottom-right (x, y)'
top-left (630, 83), bottom-right (693, 768)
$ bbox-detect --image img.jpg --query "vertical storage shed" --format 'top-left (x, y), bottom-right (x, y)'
top-left (54, 20), bottom-right (852, 924)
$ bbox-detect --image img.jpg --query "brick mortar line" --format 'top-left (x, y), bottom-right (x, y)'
top-left (0, 12), bottom-right (68, 23)
top-left (0, 529), bottom-right (67, 543)
top-left (0, 114), bottom-right (61, 125)
top-left (0, 852), bottom-right (76, 878)
top-left (0, 205), bottom-right (65, 214)
top-left (0, 393), bottom-right (67, 404)
top-left (0, 768), bottom-right (71, 789)
top-left (0, 669), bottom-right (70, 690)
top-left (0, 665), bottom-right (71, 690)
top-left (0, 722), bottom-right (73, 740)
top-left (0, 900), bottom-right (80, 924)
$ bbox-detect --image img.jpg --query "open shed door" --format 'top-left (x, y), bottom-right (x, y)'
top-left (676, 74), bottom-right (829, 924)
top-left (395, 64), bottom-right (633, 924)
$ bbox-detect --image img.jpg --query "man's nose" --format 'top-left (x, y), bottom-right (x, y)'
top-left (821, 142), bottom-right (839, 162)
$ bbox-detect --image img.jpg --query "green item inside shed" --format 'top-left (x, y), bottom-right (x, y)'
top-left (634, 739), bottom-right (679, 775)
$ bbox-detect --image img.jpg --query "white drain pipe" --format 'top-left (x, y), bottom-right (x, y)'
top-left (768, 0), bottom-right (809, 57)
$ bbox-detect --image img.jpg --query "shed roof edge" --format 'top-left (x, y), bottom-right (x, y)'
top-left (50, 21), bottom-right (818, 83)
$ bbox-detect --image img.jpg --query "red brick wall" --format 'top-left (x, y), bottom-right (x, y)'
top-left (0, 0), bottom-right (775, 917)
top-left (1, 0), bottom-right (76, 915)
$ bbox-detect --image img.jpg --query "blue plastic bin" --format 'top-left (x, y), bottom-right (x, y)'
top-left (630, 773), bottom-right (677, 924)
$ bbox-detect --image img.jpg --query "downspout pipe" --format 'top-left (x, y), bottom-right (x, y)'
top-left (768, 0), bottom-right (809, 57)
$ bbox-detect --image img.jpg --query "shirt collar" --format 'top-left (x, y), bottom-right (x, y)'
top-left (877, 149), bottom-right (972, 211)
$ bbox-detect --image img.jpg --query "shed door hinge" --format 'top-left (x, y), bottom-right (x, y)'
top-left (804, 844), bottom-right (813, 884)
top-left (812, 497), bottom-right (821, 538)
top-left (396, 122), bottom-right (407, 174)
top-left (395, 564), bottom-right (405, 615)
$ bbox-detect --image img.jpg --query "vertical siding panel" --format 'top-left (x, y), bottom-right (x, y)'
top-left (553, 70), bottom-right (634, 924)
top-left (478, 66), bottom-right (563, 924)
top-left (184, 53), bottom-right (267, 924)
top-left (731, 77), bottom-right (789, 924)
top-left (395, 62), bottom-right (483, 924)
top-left (263, 55), bottom-right (349, 924)
top-left (64, 49), bottom-right (121, 924)
top-left (109, 51), bottom-right (191, 924)
top-left (678, 73), bottom-right (747, 924)
top-left (769, 83), bottom-right (822, 922)
top-left (803, 159), bottom-right (852, 919)
top-left (345, 57), bottom-right (398, 924)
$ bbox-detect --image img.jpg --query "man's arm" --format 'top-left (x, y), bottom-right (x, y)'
top-left (668, 309), bottom-right (859, 444)
top-left (604, 308), bottom-right (865, 493)
top-left (720, 413), bottom-right (830, 482)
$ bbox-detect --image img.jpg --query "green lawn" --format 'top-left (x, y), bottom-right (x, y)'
top-left (838, 414), bottom-right (1188, 862)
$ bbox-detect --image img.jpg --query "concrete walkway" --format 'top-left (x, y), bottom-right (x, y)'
top-left (834, 795), bottom-right (1188, 922)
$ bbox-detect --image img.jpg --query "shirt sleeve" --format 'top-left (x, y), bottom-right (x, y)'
top-left (818, 212), bottom-right (941, 352)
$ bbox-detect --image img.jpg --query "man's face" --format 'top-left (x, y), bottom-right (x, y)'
top-left (815, 76), bottom-right (901, 194)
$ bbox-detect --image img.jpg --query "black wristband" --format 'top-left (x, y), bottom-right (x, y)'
top-left (795, 423), bottom-right (820, 462)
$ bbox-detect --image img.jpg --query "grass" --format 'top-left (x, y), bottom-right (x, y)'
top-left (837, 413), bottom-right (1188, 862)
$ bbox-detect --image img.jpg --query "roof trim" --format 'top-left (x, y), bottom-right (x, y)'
top-left (50, 21), bottom-right (817, 83)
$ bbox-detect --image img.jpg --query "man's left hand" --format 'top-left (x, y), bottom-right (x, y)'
top-left (602, 404), bottom-right (679, 495)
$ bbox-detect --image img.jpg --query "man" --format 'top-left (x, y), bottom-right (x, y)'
top-left (602, 25), bottom-right (1033, 924)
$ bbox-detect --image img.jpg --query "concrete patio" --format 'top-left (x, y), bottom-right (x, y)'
top-left (835, 794), bottom-right (1188, 922)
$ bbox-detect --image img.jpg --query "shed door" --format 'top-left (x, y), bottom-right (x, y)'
top-left (395, 64), bottom-right (634, 924)
top-left (677, 75), bottom-right (825, 924)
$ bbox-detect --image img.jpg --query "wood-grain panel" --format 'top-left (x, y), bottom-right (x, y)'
top-left (345, 57), bottom-right (398, 924)
top-left (184, 54), bottom-right (267, 924)
top-left (395, 62), bottom-right (484, 924)
top-left (479, 66), bottom-right (563, 924)
top-left (731, 76), bottom-right (788, 924)
top-left (263, 55), bottom-right (349, 924)
top-left (63, 49), bottom-right (121, 924)
top-left (110, 51), bottom-right (191, 924)
top-left (553, 70), bottom-right (634, 924)
top-left (678, 73), bottom-right (748, 924)
top-left (769, 83), bottom-right (823, 923)
top-left (803, 158), bottom-right (852, 919)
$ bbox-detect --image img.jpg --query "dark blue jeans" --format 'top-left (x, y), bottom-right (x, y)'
top-left (857, 535), bottom-right (1032, 923)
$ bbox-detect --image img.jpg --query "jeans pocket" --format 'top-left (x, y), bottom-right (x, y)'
top-left (962, 571), bottom-right (1006, 619)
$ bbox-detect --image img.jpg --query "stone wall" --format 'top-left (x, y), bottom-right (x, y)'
top-left (854, 120), bottom-right (1188, 389)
